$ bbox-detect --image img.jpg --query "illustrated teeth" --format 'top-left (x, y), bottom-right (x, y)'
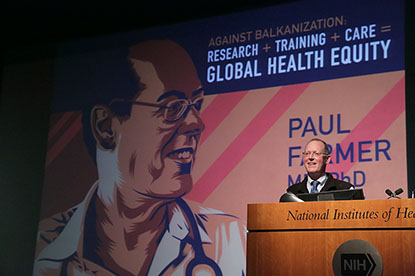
top-left (178, 151), bottom-right (191, 159)
top-left (167, 148), bottom-right (194, 159)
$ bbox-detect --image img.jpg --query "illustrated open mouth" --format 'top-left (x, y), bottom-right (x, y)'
top-left (167, 147), bottom-right (194, 163)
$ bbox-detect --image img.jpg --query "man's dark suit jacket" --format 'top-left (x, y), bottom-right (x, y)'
top-left (287, 173), bottom-right (353, 194)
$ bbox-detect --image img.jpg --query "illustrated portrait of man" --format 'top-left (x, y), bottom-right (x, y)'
top-left (34, 40), bottom-right (246, 276)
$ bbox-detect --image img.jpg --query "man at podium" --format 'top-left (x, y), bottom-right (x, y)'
top-left (287, 138), bottom-right (353, 194)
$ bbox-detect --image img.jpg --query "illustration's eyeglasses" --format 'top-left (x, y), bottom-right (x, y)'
top-left (302, 151), bottom-right (327, 157)
top-left (110, 97), bottom-right (204, 122)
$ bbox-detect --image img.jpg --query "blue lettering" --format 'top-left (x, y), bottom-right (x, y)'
top-left (289, 146), bottom-right (302, 167)
top-left (358, 141), bottom-right (372, 162)
top-left (289, 114), bottom-right (350, 137)
top-left (336, 142), bottom-right (354, 163)
top-left (328, 144), bottom-right (334, 164)
top-left (288, 174), bottom-right (305, 187)
top-left (302, 117), bottom-right (317, 136)
top-left (337, 114), bottom-right (351, 134)
top-left (329, 170), bottom-right (366, 187)
top-left (354, 170), bottom-right (366, 187)
top-left (341, 172), bottom-right (351, 183)
top-left (375, 139), bottom-right (391, 160)
top-left (319, 114), bottom-right (333, 135)
top-left (289, 118), bottom-right (302, 138)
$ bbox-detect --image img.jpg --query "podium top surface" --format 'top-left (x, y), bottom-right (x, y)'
top-left (247, 198), bottom-right (415, 231)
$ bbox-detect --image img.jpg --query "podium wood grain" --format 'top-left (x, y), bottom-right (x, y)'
top-left (247, 199), bottom-right (415, 276)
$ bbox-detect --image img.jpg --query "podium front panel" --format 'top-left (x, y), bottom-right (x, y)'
top-left (247, 230), bottom-right (415, 276)
top-left (247, 199), bottom-right (415, 276)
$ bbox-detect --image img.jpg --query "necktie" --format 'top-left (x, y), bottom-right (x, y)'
top-left (311, 181), bottom-right (319, 193)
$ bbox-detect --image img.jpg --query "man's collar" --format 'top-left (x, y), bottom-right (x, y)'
top-left (307, 174), bottom-right (328, 185)
top-left (36, 181), bottom-right (99, 262)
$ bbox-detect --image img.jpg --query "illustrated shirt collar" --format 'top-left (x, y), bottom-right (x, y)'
top-left (36, 182), bottom-right (213, 275)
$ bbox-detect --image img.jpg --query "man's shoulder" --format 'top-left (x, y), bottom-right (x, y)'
top-left (185, 200), bottom-right (243, 224)
top-left (287, 179), bottom-right (307, 194)
top-left (326, 173), bottom-right (354, 189)
top-left (184, 200), bottom-right (246, 238)
top-left (183, 199), bottom-right (246, 274)
top-left (35, 207), bottom-right (78, 256)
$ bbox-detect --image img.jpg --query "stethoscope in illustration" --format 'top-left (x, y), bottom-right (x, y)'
top-left (176, 197), bottom-right (223, 276)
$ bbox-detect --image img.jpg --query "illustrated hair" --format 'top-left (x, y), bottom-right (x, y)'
top-left (80, 51), bottom-right (141, 164)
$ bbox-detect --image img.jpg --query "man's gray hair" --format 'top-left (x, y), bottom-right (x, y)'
top-left (305, 138), bottom-right (330, 154)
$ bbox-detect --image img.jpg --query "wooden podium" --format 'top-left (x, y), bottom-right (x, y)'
top-left (247, 199), bottom-right (415, 276)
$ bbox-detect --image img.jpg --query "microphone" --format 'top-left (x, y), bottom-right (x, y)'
top-left (385, 189), bottom-right (393, 197)
top-left (280, 192), bottom-right (304, 202)
top-left (385, 188), bottom-right (404, 199)
top-left (395, 188), bottom-right (403, 196)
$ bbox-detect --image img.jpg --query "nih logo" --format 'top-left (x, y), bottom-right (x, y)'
top-left (332, 240), bottom-right (383, 276)
top-left (341, 253), bottom-right (376, 276)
